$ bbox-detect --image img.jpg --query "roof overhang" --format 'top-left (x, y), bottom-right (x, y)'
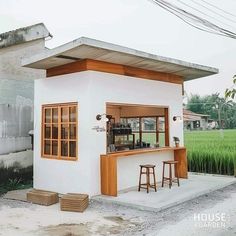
top-left (22, 37), bottom-right (218, 81)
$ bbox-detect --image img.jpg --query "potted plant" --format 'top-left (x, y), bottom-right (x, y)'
top-left (173, 136), bottom-right (180, 147)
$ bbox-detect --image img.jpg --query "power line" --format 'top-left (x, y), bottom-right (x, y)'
top-left (199, 0), bottom-right (236, 19)
top-left (153, 1), bottom-right (224, 36)
top-left (164, 0), bottom-right (236, 36)
top-left (151, 0), bottom-right (230, 36)
top-left (180, 0), bottom-right (236, 30)
top-left (150, 0), bottom-right (236, 40)
top-left (189, 0), bottom-right (236, 24)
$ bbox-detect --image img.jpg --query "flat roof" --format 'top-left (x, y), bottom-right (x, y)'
top-left (22, 37), bottom-right (218, 81)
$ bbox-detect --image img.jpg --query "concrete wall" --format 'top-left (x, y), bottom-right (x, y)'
top-left (0, 39), bottom-right (46, 81)
top-left (34, 71), bottom-right (183, 196)
top-left (0, 150), bottom-right (33, 169)
top-left (0, 39), bottom-right (46, 154)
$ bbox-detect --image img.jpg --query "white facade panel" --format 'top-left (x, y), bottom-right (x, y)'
top-left (34, 70), bottom-right (183, 196)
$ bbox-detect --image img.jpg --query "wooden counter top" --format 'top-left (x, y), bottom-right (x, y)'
top-left (101, 146), bottom-right (186, 158)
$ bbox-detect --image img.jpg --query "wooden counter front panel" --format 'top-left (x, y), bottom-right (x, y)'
top-left (174, 148), bottom-right (188, 178)
top-left (100, 155), bottom-right (117, 196)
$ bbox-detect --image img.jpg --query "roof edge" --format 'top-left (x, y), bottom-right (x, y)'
top-left (22, 36), bottom-right (218, 73)
top-left (0, 23), bottom-right (52, 49)
top-left (21, 36), bottom-right (218, 80)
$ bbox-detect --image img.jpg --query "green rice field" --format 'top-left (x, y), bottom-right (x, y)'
top-left (184, 129), bottom-right (236, 176)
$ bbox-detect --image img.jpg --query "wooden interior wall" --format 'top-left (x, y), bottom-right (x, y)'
top-left (106, 105), bottom-right (165, 121)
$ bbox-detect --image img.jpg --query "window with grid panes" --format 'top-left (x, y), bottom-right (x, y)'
top-left (121, 115), bottom-right (168, 147)
top-left (42, 103), bottom-right (77, 160)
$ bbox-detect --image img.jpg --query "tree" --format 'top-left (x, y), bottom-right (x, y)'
top-left (186, 94), bottom-right (205, 114)
top-left (225, 76), bottom-right (236, 100)
top-left (187, 93), bottom-right (236, 129)
top-left (187, 93), bottom-right (220, 120)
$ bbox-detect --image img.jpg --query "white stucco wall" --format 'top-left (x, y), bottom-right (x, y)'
top-left (117, 151), bottom-right (173, 190)
top-left (34, 70), bottom-right (183, 196)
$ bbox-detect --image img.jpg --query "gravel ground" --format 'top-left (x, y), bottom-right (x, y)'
top-left (0, 183), bottom-right (235, 236)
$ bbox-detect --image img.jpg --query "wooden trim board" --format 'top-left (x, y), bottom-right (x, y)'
top-left (47, 59), bottom-right (184, 85)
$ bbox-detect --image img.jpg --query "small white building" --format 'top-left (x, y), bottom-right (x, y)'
top-left (23, 37), bottom-right (218, 197)
top-left (183, 109), bottom-right (210, 130)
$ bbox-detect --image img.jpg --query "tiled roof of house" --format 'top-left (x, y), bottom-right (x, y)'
top-left (183, 109), bottom-right (209, 121)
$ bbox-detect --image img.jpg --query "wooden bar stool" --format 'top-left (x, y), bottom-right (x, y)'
top-left (138, 164), bottom-right (157, 193)
top-left (162, 160), bottom-right (180, 189)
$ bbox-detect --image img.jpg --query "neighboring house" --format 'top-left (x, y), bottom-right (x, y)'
top-left (0, 23), bottom-right (51, 183)
top-left (23, 37), bottom-right (218, 196)
top-left (0, 23), bottom-right (51, 157)
top-left (183, 109), bottom-right (210, 130)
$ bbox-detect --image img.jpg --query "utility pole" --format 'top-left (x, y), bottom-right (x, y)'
top-left (218, 103), bottom-right (222, 129)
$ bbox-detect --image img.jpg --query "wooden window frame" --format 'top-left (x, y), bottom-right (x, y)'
top-left (41, 102), bottom-right (78, 161)
top-left (120, 109), bottom-right (169, 147)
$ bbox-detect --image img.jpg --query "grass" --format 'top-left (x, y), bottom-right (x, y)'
top-left (137, 133), bottom-right (165, 146)
top-left (185, 129), bottom-right (236, 176)
top-left (140, 129), bottom-right (236, 176)
top-left (0, 179), bottom-right (33, 196)
top-left (0, 163), bottom-right (33, 196)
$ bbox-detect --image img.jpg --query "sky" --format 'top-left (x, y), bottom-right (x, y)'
top-left (1, 0), bottom-right (236, 99)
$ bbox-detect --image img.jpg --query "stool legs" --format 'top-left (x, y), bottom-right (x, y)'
top-left (152, 167), bottom-right (157, 192)
top-left (169, 164), bottom-right (172, 189)
top-left (138, 166), bottom-right (157, 193)
top-left (138, 166), bottom-right (143, 192)
top-left (162, 161), bottom-right (180, 189)
top-left (146, 168), bottom-right (149, 193)
top-left (176, 166), bottom-right (180, 187)
top-left (162, 163), bottom-right (165, 187)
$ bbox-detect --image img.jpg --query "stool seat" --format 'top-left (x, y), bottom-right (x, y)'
top-left (163, 160), bottom-right (178, 164)
top-left (140, 164), bottom-right (155, 168)
top-left (162, 160), bottom-right (180, 189)
top-left (138, 164), bottom-right (157, 193)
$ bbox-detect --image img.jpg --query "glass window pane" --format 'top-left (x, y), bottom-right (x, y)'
top-left (44, 140), bottom-right (51, 155)
top-left (45, 108), bottom-right (51, 123)
top-left (52, 141), bottom-right (58, 156)
top-left (69, 106), bottom-right (76, 122)
top-left (61, 107), bottom-right (68, 122)
top-left (127, 118), bottom-right (139, 132)
top-left (52, 108), bottom-right (58, 123)
top-left (44, 125), bottom-right (51, 139)
top-left (133, 132), bottom-right (140, 147)
top-left (158, 133), bottom-right (166, 147)
top-left (52, 125), bottom-right (58, 139)
top-left (158, 117), bottom-right (165, 132)
top-left (69, 141), bottom-right (76, 157)
top-left (120, 118), bottom-right (127, 124)
top-left (142, 133), bottom-right (156, 147)
top-left (61, 124), bottom-right (69, 139)
top-left (142, 118), bottom-right (156, 132)
top-left (69, 124), bottom-right (76, 139)
top-left (61, 141), bottom-right (68, 156)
